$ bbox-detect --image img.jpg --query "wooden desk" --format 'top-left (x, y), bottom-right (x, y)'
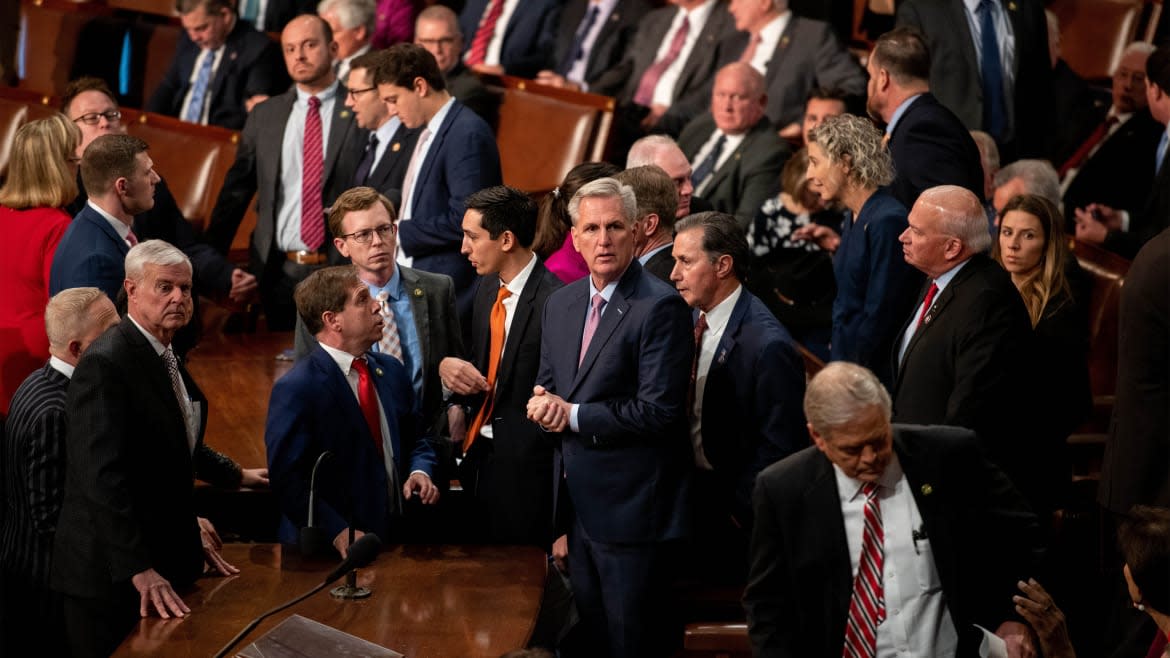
top-left (113, 543), bottom-right (546, 658)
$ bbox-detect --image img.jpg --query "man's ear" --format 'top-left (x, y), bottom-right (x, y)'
top-left (715, 254), bottom-right (734, 279)
top-left (643, 213), bottom-right (661, 237)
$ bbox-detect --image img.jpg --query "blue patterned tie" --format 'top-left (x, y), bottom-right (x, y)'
top-left (978, 0), bottom-right (1006, 141)
top-left (1156, 132), bottom-right (1168, 176)
top-left (183, 50), bottom-right (215, 124)
top-left (558, 5), bottom-right (600, 76)
top-left (691, 134), bottom-right (727, 189)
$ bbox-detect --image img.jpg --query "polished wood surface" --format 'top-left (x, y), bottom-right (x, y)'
top-left (113, 543), bottom-right (547, 658)
top-left (186, 328), bottom-right (293, 470)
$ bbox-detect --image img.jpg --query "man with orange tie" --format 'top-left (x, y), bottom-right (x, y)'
top-left (745, 361), bottom-right (1040, 657)
top-left (292, 187), bottom-right (464, 454)
top-left (267, 263), bottom-right (440, 554)
top-left (440, 186), bottom-right (562, 547)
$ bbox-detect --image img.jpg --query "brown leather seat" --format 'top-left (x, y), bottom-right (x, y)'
top-left (1050, 0), bottom-right (1145, 81)
top-left (17, 0), bottom-right (109, 96)
top-left (682, 622), bottom-right (752, 658)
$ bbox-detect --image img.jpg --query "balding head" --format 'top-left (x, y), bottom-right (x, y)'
top-left (627, 135), bottom-right (694, 218)
top-left (900, 185), bottom-right (990, 279)
top-left (711, 62), bottom-right (767, 135)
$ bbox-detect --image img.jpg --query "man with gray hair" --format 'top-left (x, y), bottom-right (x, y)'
top-left (894, 185), bottom-right (1036, 498)
top-left (670, 211), bottom-right (806, 585)
top-left (527, 177), bottom-right (693, 657)
top-left (745, 361), bottom-right (1040, 657)
top-left (1, 288), bottom-right (117, 656)
top-left (318, 0), bottom-right (375, 83)
top-left (627, 134), bottom-right (698, 219)
top-left (51, 241), bottom-right (263, 657)
top-left (991, 158), bottom-right (1062, 221)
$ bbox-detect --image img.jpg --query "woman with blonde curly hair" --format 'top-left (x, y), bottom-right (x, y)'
top-left (796, 113), bottom-right (921, 386)
top-left (0, 114), bottom-right (82, 414)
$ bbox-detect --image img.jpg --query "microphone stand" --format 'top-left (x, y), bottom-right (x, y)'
top-left (330, 526), bottom-right (372, 599)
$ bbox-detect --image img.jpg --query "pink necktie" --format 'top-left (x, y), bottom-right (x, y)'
top-left (401, 127), bottom-right (432, 218)
top-left (579, 293), bottom-right (605, 365)
top-left (633, 16), bottom-right (690, 107)
top-left (739, 33), bottom-right (763, 66)
top-left (126, 230), bottom-right (138, 247)
top-left (301, 95), bottom-right (325, 251)
top-left (843, 482), bottom-right (885, 658)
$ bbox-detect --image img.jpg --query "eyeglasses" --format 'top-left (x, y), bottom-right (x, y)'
top-left (417, 37), bottom-right (457, 48)
top-left (72, 110), bottom-right (122, 126)
top-left (347, 87), bottom-right (377, 100)
top-left (340, 223), bottom-right (395, 244)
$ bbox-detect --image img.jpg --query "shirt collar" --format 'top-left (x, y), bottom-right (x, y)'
top-left (87, 199), bottom-right (131, 239)
top-left (587, 273), bottom-right (622, 302)
top-left (319, 341), bottom-right (359, 376)
top-left (342, 43), bottom-right (372, 68)
top-left (502, 253), bottom-right (539, 296)
top-left (680, 0), bottom-right (717, 26)
top-left (426, 96), bottom-right (457, 135)
top-left (758, 11), bottom-right (789, 43)
top-left (49, 355), bottom-right (75, 379)
top-left (932, 257), bottom-right (971, 293)
top-left (833, 450), bottom-right (904, 503)
top-left (701, 284), bottom-right (742, 336)
top-left (127, 314), bottom-right (168, 355)
top-left (638, 242), bottom-right (673, 265)
top-left (375, 115), bottom-right (402, 142)
top-left (296, 80), bottom-right (340, 106)
top-left (886, 93), bottom-right (924, 135)
top-left (369, 266), bottom-right (403, 300)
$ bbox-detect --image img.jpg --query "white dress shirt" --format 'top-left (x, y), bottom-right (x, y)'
top-left (747, 12), bottom-right (790, 76)
top-left (477, 253), bottom-right (538, 440)
top-left (276, 82), bottom-right (339, 251)
top-left (650, 0), bottom-right (718, 107)
top-left (467, 0), bottom-right (521, 68)
top-left (690, 129), bottom-right (747, 196)
top-left (690, 284), bottom-right (742, 469)
top-left (564, 0), bottom-right (620, 89)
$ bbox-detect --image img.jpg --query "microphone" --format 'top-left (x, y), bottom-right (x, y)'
top-left (299, 451), bottom-right (333, 557)
top-left (212, 533), bottom-right (382, 658)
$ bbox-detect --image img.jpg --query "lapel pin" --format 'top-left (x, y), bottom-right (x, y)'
top-left (374, 367), bottom-right (384, 376)
top-left (413, 287), bottom-right (424, 297)
top-left (921, 483), bottom-right (933, 496)
top-left (1008, 1), bottom-right (1017, 10)
top-left (230, 51), bottom-right (238, 61)
top-left (717, 349), bottom-right (727, 364)
top-left (340, 110), bottom-right (351, 119)
top-left (780, 35), bottom-right (790, 48)
top-left (392, 142), bottom-right (401, 152)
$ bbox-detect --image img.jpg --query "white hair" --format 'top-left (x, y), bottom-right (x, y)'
top-left (804, 362), bottom-right (892, 435)
top-left (994, 159), bottom-right (1061, 207)
top-left (626, 135), bottom-right (681, 169)
top-left (317, 0), bottom-right (376, 31)
top-left (567, 177), bottom-right (637, 226)
top-left (124, 239), bottom-right (192, 282)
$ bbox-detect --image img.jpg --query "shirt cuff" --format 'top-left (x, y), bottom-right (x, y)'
top-left (569, 404), bottom-right (580, 433)
top-left (1120, 210), bottom-right (1131, 233)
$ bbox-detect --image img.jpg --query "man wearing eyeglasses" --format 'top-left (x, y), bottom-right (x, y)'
top-left (343, 50), bottom-right (419, 207)
top-left (414, 5), bottom-right (498, 129)
top-left (60, 78), bottom-right (257, 324)
top-left (292, 187), bottom-right (464, 471)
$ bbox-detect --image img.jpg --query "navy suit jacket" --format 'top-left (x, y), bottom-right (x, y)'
top-left (537, 261), bottom-right (694, 544)
top-left (699, 289), bottom-right (807, 523)
top-left (886, 93), bottom-right (986, 208)
top-left (49, 204), bottom-right (129, 301)
top-left (745, 425), bottom-right (1041, 656)
top-left (145, 19), bottom-right (289, 130)
top-left (458, 0), bottom-right (561, 77)
top-left (265, 347), bottom-right (437, 545)
top-left (398, 100), bottom-right (501, 321)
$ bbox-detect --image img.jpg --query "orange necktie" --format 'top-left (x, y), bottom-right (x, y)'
top-left (464, 285), bottom-right (511, 453)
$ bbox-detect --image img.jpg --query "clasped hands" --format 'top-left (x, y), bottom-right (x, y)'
top-left (526, 385), bottom-right (570, 432)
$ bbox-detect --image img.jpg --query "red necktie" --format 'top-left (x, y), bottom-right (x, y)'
top-left (466, 0), bottom-right (505, 67)
top-left (351, 357), bottom-right (383, 454)
top-left (843, 482), bottom-right (885, 658)
top-left (464, 285), bottom-right (511, 453)
top-left (301, 95), bottom-right (325, 251)
top-left (1059, 116), bottom-right (1119, 177)
top-left (126, 229), bottom-right (138, 247)
top-left (633, 15), bottom-right (690, 107)
top-left (687, 312), bottom-right (708, 413)
top-left (915, 282), bottom-right (938, 330)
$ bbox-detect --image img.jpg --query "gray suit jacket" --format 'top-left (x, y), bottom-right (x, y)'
top-left (293, 265), bottom-right (465, 431)
top-left (719, 15), bottom-right (866, 129)
top-left (678, 115), bottom-right (791, 228)
top-left (205, 83), bottom-right (368, 271)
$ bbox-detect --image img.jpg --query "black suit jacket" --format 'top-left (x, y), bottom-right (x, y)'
top-left (1099, 227), bottom-right (1170, 514)
top-left (1062, 110), bottom-right (1163, 228)
top-left (145, 19), bottom-right (289, 130)
top-left (458, 261), bottom-right (563, 546)
top-left (897, 0), bottom-right (1053, 159)
top-left (891, 254), bottom-right (1034, 480)
top-left (745, 425), bottom-right (1040, 656)
top-left (359, 121), bottom-right (420, 208)
top-left (593, 1), bottom-right (738, 134)
top-left (206, 84), bottom-right (367, 283)
top-left (552, 0), bottom-right (652, 91)
top-left (1101, 133), bottom-right (1170, 259)
top-left (886, 93), bottom-right (986, 207)
top-left (458, 0), bottom-right (561, 77)
top-left (718, 16), bottom-right (866, 129)
top-left (642, 246), bottom-right (675, 283)
top-left (678, 115), bottom-right (790, 228)
top-left (446, 63), bottom-right (500, 130)
top-left (51, 318), bottom-right (238, 600)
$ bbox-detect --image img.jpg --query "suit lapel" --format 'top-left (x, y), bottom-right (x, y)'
top-left (367, 123), bottom-right (408, 189)
top-left (83, 207), bottom-right (131, 257)
top-left (368, 353), bottom-right (402, 461)
top-left (310, 346), bottom-right (370, 443)
top-left (763, 15), bottom-right (797, 89)
top-left (324, 85), bottom-right (356, 176)
top-left (497, 264), bottom-right (546, 380)
top-left (569, 267), bottom-right (638, 396)
top-left (267, 90), bottom-right (297, 203)
top-left (120, 320), bottom-right (189, 453)
top-left (897, 433), bottom-right (958, 602)
top-left (949, 1), bottom-right (980, 81)
top-left (417, 103), bottom-right (460, 192)
top-left (400, 267), bottom-right (432, 390)
top-left (676, 7), bottom-right (724, 94)
top-left (806, 455), bottom-right (853, 622)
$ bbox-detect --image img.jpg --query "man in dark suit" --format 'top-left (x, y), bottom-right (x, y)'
top-left (268, 265), bottom-right (439, 553)
top-left (50, 135), bottom-right (161, 301)
top-left (893, 185), bottom-right (1035, 493)
top-left (50, 241), bottom-right (247, 658)
top-left (745, 361), bottom-right (1040, 656)
top-left (719, 0), bottom-right (865, 138)
top-left (415, 5), bottom-right (500, 129)
top-left (0, 288), bottom-right (118, 657)
top-left (343, 50), bottom-right (419, 206)
top-left (63, 77), bottom-right (257, 306)
top-left (205, 14), bottom-right (369, 330)
top-left (534, 0), bottom-right (653, 94)
top-left (373, 43), bottom-right (502, 324)
top-left (1073, 45), bottom-right (1170, 260)
top-left (319, 0), bottom-right (374, 84)
top-left (616, 165), bottom-right (679, 283)
top-left (439, 186), bottom-right (562, 547)
top-left (626, 134), bottom-right (696, 219)
top-left (866, 28), bottom-right (985, 209)
top-left (1061, 44), bottom-right (1161, 229)
top-left (457, 0), bottom-right (560, 78)
top-left (292, 187), bottom-right (464, 452)
top-left (897, 0), bottom-right (1052, 160)
top-left (678, 63), bottom-right (789, 228)
top-left (597, 0), bottom-right (738, 139)
top-left (146, 0), bottom-right (289, 130)
top-left (670, 211), bottom-right (806, 584)
top-left (527, 177), bottom-right (693, 657)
